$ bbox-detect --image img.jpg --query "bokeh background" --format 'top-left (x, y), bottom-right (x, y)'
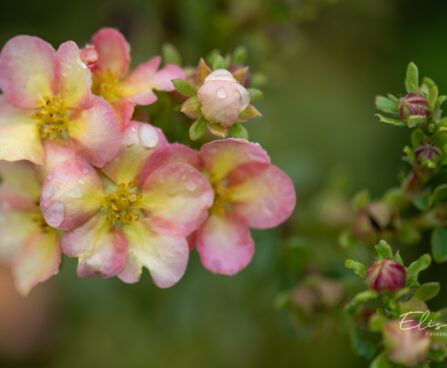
top-left (1, 0), bottom-right (447, 367)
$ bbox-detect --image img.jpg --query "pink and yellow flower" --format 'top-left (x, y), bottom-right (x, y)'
top-left (83, 28), bottom-right (185, 129)
top-left (39, 122), bottom-right (214, 287)
top-left (0, 161), bottom-right (61, 295)
top-left (139, 139), bottom-right (296, 275)
top-left (0, 36), bottom-right (121, 167)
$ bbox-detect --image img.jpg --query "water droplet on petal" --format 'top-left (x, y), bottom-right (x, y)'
top-left (42, 186), bottom-right (54, 200)
top-left (139, 125), bottom-right (159, 149)
top-left (45, 201), bottom-right (65, 227)
top-left (216, 87), bottom-right (227, 99)
top-left (211, 258), bottom-right (222, 270)
top-left (68, 187), bottom-right (83, 198)
top-left (82, 168), bottom-right (90, 175)
top-left (185, 181), bottom-right (197, 191)
top-left (78, 179), bottom-right (85, 185)
top-left (265, 198), bottom-right (276, 212)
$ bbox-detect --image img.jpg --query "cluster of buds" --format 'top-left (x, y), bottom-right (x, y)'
top-left (345, 240), bottom-right (447, 367)
top-left (0, 29), bottom-right (296, 295)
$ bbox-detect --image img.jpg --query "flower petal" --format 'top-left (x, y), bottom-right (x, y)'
top-left (228, 162), bottom-right (296, 229)
top-left (92, 28), bottom-right (130, 78)
top-left (200, 138), bottom-right (270, 181)
top-left (40, 159), bottom-right (103, 230)
top-left (55, 41), bottom-right (93, 110)
top-left (196, 212), bottom-right (254, 275)
top-left (41, 140), bottom-right (81, 178)
top-left (141, 163), bottom-right (214, 236)
top-left (139, 143), bottom-right (201, 186)
top-left (0, 95), bottom-right (36, 126)
top-left (68, 96), bottom-right (121, 167)
top-left (121, 57), bottom-right (185, 104)
top-left (102, 121), bottom-right (167, 184)
top-left (12, 230), bottom-right (61, 295)
top-left (0, 123), bottom-right (44, 165)
top-left (0, 211), bottom-right (39, 264)
top-left (111, 100), bottom-right (134, 131)
top-left (62, 215), bottom-right (127, 279)
top-left (121, 220), bottom-right (189, 288)
top-left (0, 35), bottom-right (56, 109)
top-left (0, 161), bottom-right (40, 204)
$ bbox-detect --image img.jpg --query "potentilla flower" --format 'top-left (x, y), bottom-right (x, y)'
top-left (83, 28), bottom-right (185, 129)
top-left (0, 36), bottom-right (121, 167)
top-left (139, 139), bottom-right (296, 275)
top-left (0, 161), bottom-right (61, 295)
top-left (383, 319), bottom-right (431, 367)
top-left (40, 122), bottom-right (214, 287)
top-left (197, 69), bottom-right (250, 128)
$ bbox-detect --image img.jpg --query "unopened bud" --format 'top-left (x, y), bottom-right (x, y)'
top-left (414, 141), bottom-right (441, 161)
top-left (197, 69), bottom-right (250, 128)
top-left (383, 319), bottom-right (430, 367)
top-left (398, 94), bottom-right (429, 120)
top-left (365, 258), bottom-right (406, 292)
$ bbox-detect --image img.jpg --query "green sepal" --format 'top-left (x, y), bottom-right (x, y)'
top-left (172, 79), bottom-right (197, 97)
top-left (376, 114), bottom-right (404, 127)
top-left (230, 123), bottom-right (249, 139)
top-left (407, 253), bottom-right (431, 282)
top-left (232, 46), bottom-right (247, 65)
top-left (375, 95), bottom-right (398, 114)
top-left (162, 43), bottom-right (182, 66)
top-left (405, 62), bottom-right (419, 94)
top-left (247, 88), bottom-right (263, 102)
top-left (345, 259), bottom-right (366, 278)
top-left (375, 240), bottom-right (393, 260)
top-left (189, 117), bottom-right (207, 141)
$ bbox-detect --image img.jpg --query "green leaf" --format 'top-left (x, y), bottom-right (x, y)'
top-left (247, 88), bottom-right (263, 102)
top-left (431, 184), bottom-right (447, 205)
top-left (431, 227), bottom-right (447, 263)
top-left (407, 114), bottom-right (426, 128)
top-left (162, 43), bottom-right (182, 66)
top-left (339, 230), bottom-right (356, 249)
top-left (212, 55), bottom-right (227, 70)
top-left (345, 259), bottom-right (366, 278)
top-left (351, 327), bottom-right (376, 359)
top-left (376, 114), bottom-right (405, 127)
top-left (428, 86), bottom-right (439, 110)
top-left (351, 189), bottom-right (370, 210)
top-left (412, 191), bottom-right (431, 211)
top-left (405, 62), bottom-right (419, 93)
top-left (412, 282), bottom-right (440, 301)
top-left (172, 79), bottom-right (197, 97)
top-left (189, 117), bottom-right (207, 141)
top-left (407, 253), bottom-right (431, 281)
top-left (375, 240), bottom-right (393, 260)
top-left (411, 128), bottom-right (425, 148)
top-left (232, 46), bottom-right (247, 65)
top-left (369, 313), bottom-right (388, 332)
top-left (370, 352), bottom-right (395, 368)
top-left (375, 95), bottom-right (398, 114)
top-left (230, 123), bottom-right (248, 139)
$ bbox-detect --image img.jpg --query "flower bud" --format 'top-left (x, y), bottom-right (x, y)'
top-left (365, 258), bottom-right (406, 292)
top-left (383, 319), bottom-right (430, 367)
top-left (80, 44), bottom-right (99, 69)
top-left (197, 69), bottom-right (250, 128)
top-left (398, 94), bottom-right (429, 120)
top-left (414, 141), bottom-right (441, 161)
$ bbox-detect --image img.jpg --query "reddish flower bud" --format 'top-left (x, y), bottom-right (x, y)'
top-left (398, 94), bottom-right (429, 120)
top-left (414, 141), bottom-right (441, 161)
top-left (383, 319), bottom-right (430, 367)
top-left (365, 258), bottom-right (406, 292)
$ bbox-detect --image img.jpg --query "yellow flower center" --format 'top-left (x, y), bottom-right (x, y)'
top-left (101, 182), bottom-right (142, 225)
top-left (210, 177), bottom-right (233, 215)
top-left (31, 96), bottom-right (69, 140)
top-left (92, 70), bottom-right (121, 103)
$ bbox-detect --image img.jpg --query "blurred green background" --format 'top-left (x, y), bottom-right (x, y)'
top-left (1, 0), bottom-right (447, 367)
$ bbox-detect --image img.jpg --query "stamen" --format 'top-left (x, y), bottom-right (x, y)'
top-left (92, 70), bottom-right (121, 102)
top-left (32, 96), bottom-right (69, 140)
top-left (102, 182), bottom-right (143, 225)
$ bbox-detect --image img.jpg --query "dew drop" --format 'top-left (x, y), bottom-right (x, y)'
top-left (68, 187), bottom-right (83, 198)
top-left (82, 168), bottom-right (90, 175)
top-left (45, 201), bottom-right (65, 227)
top-left (185, 181), bottom-right (197, 192)
top-left (216, 87), bottom-right (227, 99)
top-left (41, 186), bottom-right (54, 199)
top-left (264, 198), bottom-right (276, 212)
top-left (139, 125), bottom-right (159, 149)
top-left (78, 179), bottom-right (85, 185)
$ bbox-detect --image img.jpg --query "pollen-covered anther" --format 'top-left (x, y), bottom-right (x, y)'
top-left (102, 181), bottom-right (143, 225)
top-left (31, 95), bottom-right (69, 140)
top-left (210, 178), bottom-right (233, 215)
top-left (92, 70), bottom-right (121, 103)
